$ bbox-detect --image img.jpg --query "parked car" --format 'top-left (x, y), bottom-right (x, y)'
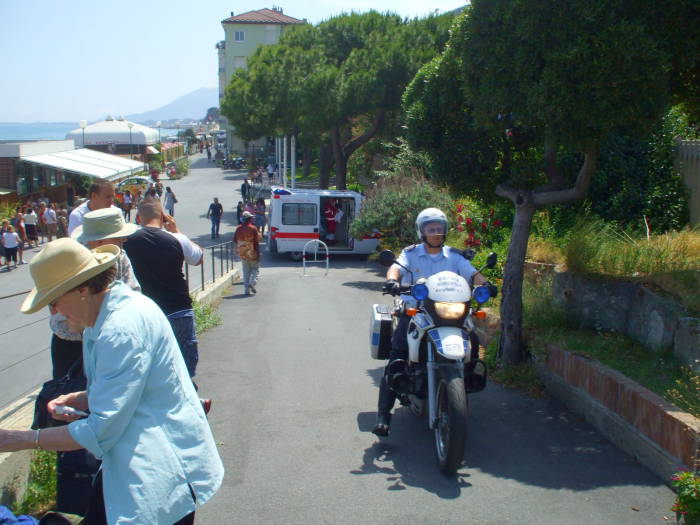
top-left (117, 176), bottom-right (152, 196)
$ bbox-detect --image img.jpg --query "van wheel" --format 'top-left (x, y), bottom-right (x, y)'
top-left (288, 251), bottom-right (303, 261)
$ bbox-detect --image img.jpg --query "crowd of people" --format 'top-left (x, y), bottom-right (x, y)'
top-left (0, 179), bottom-right (225, 523)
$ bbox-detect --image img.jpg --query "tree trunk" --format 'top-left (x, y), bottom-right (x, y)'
top-left (319, 143), bottom-right (332, 189)
top-left (498, 191), bottom-right (536, 365)
top-left (331, 127), bottom-right (347, 190)
top-left (302, 146), bottom-right (311, 178)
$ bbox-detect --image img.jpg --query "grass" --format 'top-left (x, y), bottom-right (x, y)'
top-left (12, 450), bottom-right (56, 517)
top-left (193, 298), bottom-right (221, 335)
top-left (522, 275), bottom-right (700, 417)
top-left (564, 220), bottom-right (700, 314)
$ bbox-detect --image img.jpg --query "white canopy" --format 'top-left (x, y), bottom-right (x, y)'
top-left (20, 148), bottom-right (145, 181)
top-left (65, 116), bottom-right (159, 147)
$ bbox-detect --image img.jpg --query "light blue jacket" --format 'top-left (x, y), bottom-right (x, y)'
top-left (68, 282), bottom-right (224, 524)
top-left (395, 244), bottom-right (477, 305)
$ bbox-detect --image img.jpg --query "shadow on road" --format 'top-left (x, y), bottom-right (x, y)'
top-left (355, 367), bottom-right (665, 498)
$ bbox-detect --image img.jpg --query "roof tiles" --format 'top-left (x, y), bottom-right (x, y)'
top-left (222, 8), bottom-right (304, 25)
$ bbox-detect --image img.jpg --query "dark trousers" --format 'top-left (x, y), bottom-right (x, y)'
top-left (377, 315), bottom-right (410, 416)
top-left (210, 217), bottom-right (221, 238)
top-left (83, 471), bottom-right (195, 525)
top-left (51, 334), bottom-right (83, 380)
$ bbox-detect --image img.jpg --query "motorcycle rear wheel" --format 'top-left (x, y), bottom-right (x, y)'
top-left (434, 367), bottom-right (468, 474)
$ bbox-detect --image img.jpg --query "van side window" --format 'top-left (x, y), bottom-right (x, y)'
top-left (282, 203), bottom-right (317, 225)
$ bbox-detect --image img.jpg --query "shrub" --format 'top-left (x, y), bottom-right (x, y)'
top-left (671, 470), bottom-right (700, 524)
top-left (349, 171), bottom-right (454, 251)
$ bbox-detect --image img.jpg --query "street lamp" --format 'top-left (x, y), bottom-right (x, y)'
top-left (127, 122), bottom-right (134, 159)
top-left (79, 120), bottom-right (87, 148)
top-left (156, 120), bottom-right (162, 144)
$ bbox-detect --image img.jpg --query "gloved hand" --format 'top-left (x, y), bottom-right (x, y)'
top-left (382, 279), bottom-right (401, 295)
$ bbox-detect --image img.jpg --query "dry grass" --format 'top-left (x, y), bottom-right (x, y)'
top-left (527, 237), bottom-right (565, 265)
top-left (564, 221), bottom-right (700, 313)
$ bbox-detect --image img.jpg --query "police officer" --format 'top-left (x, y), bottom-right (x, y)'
top-left (373, 207), bottom-right (489, 436)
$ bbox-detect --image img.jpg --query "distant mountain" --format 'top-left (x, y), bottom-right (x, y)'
top-left (126, 88), bottom-right (218, 124)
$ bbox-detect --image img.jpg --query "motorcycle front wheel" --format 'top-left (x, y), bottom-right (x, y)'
top-left (434, 366), bottom-right (468, 474)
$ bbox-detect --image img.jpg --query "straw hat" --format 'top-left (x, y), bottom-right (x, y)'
top-left (71, 208), bottom-right (138, 244)
top-left (21, 238), bottom-right (120, 314)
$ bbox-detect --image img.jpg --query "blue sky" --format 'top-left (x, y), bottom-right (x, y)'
top-left (0, 1), bottom-right (464, 123)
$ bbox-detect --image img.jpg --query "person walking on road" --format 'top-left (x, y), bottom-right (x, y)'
top-left (23, 206), bottom-right (39, 248)
top-left (207, 197), bottom-right (224, 239)
top-left (236, 201), bottom-right (244, 225)
top-left (234, 211), bottom-right (261, 296)
top-left (164, 186), bottom-right (177, 216)
top-left (254, 198), bottom-right (267, 236)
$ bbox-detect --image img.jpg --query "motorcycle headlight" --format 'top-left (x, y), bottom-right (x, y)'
top-left (433, 302), bottom-right (466, 320)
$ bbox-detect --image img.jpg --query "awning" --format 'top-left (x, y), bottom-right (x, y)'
top-left (0, 187), bottom-right (15, 195)
top-left (145, 146), bottom-right (160, 154)
top-left (20, 148), bottom-right (145, 181)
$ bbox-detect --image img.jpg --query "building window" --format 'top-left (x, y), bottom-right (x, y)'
top-left (266, 25), bottom-right (278, 44)
top-left (234, 31), bottom-right (245, 42)
top-left (233, 56), bottom-right (247, 70)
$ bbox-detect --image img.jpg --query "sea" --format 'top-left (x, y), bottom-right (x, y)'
top-left (0, 122), bottom-right (182, 142)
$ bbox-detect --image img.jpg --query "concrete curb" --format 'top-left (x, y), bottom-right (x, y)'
top-left (534, 344), bottom-right (699, 486)
top-left (0, 266), bottom-right (240, 506)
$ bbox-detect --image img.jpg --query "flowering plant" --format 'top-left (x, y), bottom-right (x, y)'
top-left (453, 203), bottom-right (505, 250)
top-left (672, 470), bottom-right (700, 524)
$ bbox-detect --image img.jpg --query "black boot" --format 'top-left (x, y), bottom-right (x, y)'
top-left (372, 412), bottom-right (392, 437)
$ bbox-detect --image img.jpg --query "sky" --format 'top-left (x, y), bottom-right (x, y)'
top-left (0, 1), bottom-right (464, 123)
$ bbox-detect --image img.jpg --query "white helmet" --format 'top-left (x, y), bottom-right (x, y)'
top-left (415, 208), bottom-right (448, 241)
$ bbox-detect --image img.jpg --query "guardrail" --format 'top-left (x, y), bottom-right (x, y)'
top-left (185, 240), bottom-right (236, 293)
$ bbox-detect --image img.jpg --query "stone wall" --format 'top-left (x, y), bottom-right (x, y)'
top-left (552, 271), bottom-right (700, 370)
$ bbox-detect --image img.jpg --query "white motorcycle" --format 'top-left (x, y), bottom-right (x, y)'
top-left (370, 250), bottom-right (497, 474)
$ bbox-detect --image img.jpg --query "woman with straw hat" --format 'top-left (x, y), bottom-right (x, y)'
top-left (0, 239), bottom-right (224, 524)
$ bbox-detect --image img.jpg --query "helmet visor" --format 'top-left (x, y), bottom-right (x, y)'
top-left (422, 222), bottom-right (446, 236)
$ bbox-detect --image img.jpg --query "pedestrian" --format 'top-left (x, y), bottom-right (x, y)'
top-left (23, 206), bottom-right (39, 248)
top-left (123, 190), bottom-right (132, 222)
top-left (254, 198), bottom-right (267, 236)
top-left (234, 211), bottom-right (262, 295)
top-left (124, 198), bottom-right (205, 379)
top-left (12, 207), bottom-right (27, 264)
top-left (241, 179), bottom-right (250, 203)
top-left (0, 239), bottom-right (224, 524)
top-left (68, 180), bottom-right (118, 236)
top-left (38, 202), bottom-right (48, 244)
top-left (44, 203), bottom-right (58, 242)
top-left (1, 224), bottom-right (20, 269)
top-left (155, 180), bottom-right (164, 198)
top-left (266, 163), bottom-right (274, 184)
top-left (57, 205), bottom-right (69, 238)
top-left (236, 201), bottom-right (244, 224)
top-left (207, 148), bottom-right (212, 162)
top-left (164, 186), bottom-right (177, 216)
top-left (323, 198), bottom-right (340, 244)
top-left (207, 197), bottom-right (224, 239)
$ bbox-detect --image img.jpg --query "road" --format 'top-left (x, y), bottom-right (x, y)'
top-left (195, 253), bottom-right (675, 524)
top-left (0, 153), bottom-right (245, 409)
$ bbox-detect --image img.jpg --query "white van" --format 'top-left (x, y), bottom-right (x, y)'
top-left (267, 186), bottom-right (379, 259)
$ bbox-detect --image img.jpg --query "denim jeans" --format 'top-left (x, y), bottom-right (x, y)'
top-left (210, 217), bottom-right (221, 238)
top-left (241, 259), bottom-right (259, 292)
top-left (167, 310), bottom-right (199, 377)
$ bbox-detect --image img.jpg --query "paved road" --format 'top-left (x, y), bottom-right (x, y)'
top-left (195, 254), bottom-right (675, 524)
top-left (0, 153), bottom-right (246, 409)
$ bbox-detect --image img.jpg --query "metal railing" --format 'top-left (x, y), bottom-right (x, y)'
top-left (302, 240), bottom-right (329, 276)
top-left (185, 240), bottom-right (237, 293)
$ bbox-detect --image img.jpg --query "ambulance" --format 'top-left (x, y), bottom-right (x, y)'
top-left (267, 186), bottom-right (379, 259)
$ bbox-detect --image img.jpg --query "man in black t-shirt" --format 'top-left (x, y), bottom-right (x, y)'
top-left (125, 198), bottom-right (203, 377)
top-left (207, 197), bottom-right (224, 239)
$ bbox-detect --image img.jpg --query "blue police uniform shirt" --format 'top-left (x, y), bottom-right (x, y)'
top-left (394, 243), bottom-right (477, 305)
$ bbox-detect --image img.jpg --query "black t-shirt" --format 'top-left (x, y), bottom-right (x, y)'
top-left (209, 202), bottom-right (223, 218)
top-left (124, 226), bottom-right (191, 315)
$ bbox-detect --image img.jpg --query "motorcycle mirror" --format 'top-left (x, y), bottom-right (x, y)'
top-left (378, 250), bottom-right (396, 267)
top-left (485, 252), bottom-right (497, 269)
top-left (463, 248), bottom-right (476, 261)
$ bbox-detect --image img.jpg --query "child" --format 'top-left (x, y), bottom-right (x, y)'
top-left (2, 224), bottom-right (21, 269)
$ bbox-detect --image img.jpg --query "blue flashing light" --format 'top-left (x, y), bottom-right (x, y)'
top-left (473, 285), bottom-right (491, 304)
top-left (412, 283), bottom-right (429, 301)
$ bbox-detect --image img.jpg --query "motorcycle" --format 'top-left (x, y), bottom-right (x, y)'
top-left (370, 249), bottom-right (497, 474)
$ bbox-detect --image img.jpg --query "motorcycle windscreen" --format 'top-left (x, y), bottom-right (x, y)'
top-left (428, 327), bottom-right (468, 359)
top-left (425, 271), bottom-right (471, 302)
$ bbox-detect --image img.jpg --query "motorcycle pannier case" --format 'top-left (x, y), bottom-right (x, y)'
top-left (370, 304), bottom-right (393, 359)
